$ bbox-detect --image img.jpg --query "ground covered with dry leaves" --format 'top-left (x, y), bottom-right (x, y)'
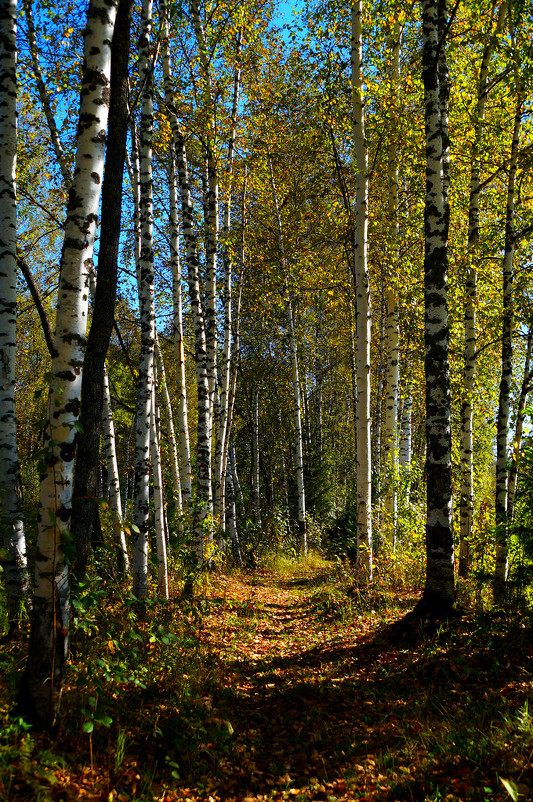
top-left (2, 557), bottom-right (533, 801)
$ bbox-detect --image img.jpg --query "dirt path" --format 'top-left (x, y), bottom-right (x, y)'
top-left (192, 568), bottom-right (403, 801)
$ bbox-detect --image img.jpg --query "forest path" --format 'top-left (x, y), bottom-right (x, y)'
top-left (193, 563), bottom-right (416, 801)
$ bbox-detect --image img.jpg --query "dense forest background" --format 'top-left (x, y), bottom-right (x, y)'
top-left (1, 0), bottom-right (533, 796)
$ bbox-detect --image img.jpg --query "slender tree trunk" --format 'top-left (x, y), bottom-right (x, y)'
top-left (214, 44), bottom-right (241, 530)
top-left (168, 147), bottom-right (193, 507)
top-left (507, 327), bottom-right (533, 525)
top-left (0, 0), bottom-right (31, 632)
top-left (383, 20), bottom-right (401, 545)
top-left (150, 386), bottom-right (169, 599)
top-left (252, 387), bottom-right (262, 529)
top-left (161, 4), bottom-right (211, 560)
top-left (226, 469), bottom-right (242, 567)
top-left (399, 392), bottom-right (412, 472)
top-left (352, 0), bottom-right (372, 580)
top-left (132, 0), bottom-right (156, 599)
top-left (155, 333), bottom-right (182, 509)
top-left (459, 1), bottom-right (507, 578)
top-left (268, 154), bottom-right (307, 555)
top-left (420, 0), bottom-right (455, 615)
top-left (102, 366), bottom-right (129, 576)
top-left (22, 0), bottom-right (72, 188)
top-left (21, 0), bottom-right (117, 728)
top-left (494, 90), bottom-right (522, 602)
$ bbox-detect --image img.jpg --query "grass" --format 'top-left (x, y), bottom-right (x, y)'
top-left (1, 556), bottom-right (533, 800)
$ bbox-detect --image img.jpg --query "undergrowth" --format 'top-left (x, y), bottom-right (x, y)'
top-left (1, 554), bottom-right (533, 801)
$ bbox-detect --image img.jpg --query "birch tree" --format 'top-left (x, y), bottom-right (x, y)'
top-left (0, 0), bottom-right (31, 632)
top-left (383, 19), bottom-right (402, 545)
top-left (132, 0), bottom-right (156, 598)
top-left (420, 0), bottom-right (455, 614)
top-left (494, 86), bottom-right (523, 601)
top-left (459, 0), bottom-right (507, 578)
top-left (21, 0), bottom-right (117, 727)
top-left (352, 0), bottom-right (372, 579)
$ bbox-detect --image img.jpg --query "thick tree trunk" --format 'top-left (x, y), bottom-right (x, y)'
top-left (0, 0), bottom-right (31, 632)
top-left (494, 91), bottom-right (522, 602)
top-left (420, 0), bottom-right (455, 615)
top-left (352, 0), bottom-right (372, 580)
top-left (70, 0), bottom-right (132, 582)
top-left (21, 0), bottom-right (117, 728)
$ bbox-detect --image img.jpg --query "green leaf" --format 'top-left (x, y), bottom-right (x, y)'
top-left (82, 721), bottom-right (94, 734)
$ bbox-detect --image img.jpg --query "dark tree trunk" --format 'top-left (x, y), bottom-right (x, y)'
top-left (70, 0), bottom-right (133, 582)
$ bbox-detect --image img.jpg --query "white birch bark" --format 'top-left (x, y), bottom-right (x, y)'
top-left (383, 21), bottom-right (401, 545)
top-left (268, 154), bottom-right (307, 555)
top-left (102, 366), bottom-right (130, 575)
top-left (191, 0), bottom-right (218, 452)
top-left (421, 0), bottom-right (455, 613)
top-left (85, 267), bottom-right (129, 576)
top-left (132, 0), bottom-right (155, 599)
top-left (352, 0), bottom-right (372, 580)
top-left (494, 90), bottom-right (522, 600)
top-left (23, 0), bottom-right (117, 727)
top-left (507, 328), bottom-right (532, 526)
top-left (0, 0), bottom-right (31, 630)
top-left (150, 385), bottom-right (169, 599)
top-left (214, 45), bottom-right (241, 530)
top-left (460, 1), bottom-right (507, 578)
top-left (252, 387), bottom-right (262, 528)
top-left (161, 3), bottom-right (211, 561)
top-left (168, 147), bottom-right (193, 506)
top-left (155, 332), bottom-right (182, 509)
top-left (399, 392), bottom-right (412, 472)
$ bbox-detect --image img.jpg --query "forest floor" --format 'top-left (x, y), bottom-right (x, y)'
top-left (2, 557), bottom-right (533, 801)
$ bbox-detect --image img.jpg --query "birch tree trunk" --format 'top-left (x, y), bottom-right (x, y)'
top-left (252, 387), bottom-right (262, 529)
top-left (161, 3), bottom-right (211, 560)
top-left (507, 327), bottom-right (533, 526)
top-left (21, 0), bottom-right (117, 728)
top-left (214, 44), bottom-right (241, 530)
top-left (459, 1), bottom-right (507, 578)
top-left (155, 333), bottom-right (182, 510)
top-left (268, 154), bottom-right (307, 555)
top-left (70, 0), bottom-right (132, 581)
top-left (168, 147), bottom-right (193, 507)
top-left (383, 20), bottom-right (401, 545)
top-left (494, 89), bottom-right (522, 602)
top-left (102, 366), bottom-right (129, 576)
top-left (420, 0), bottom-right (455, 614)
top-left (352, 0), bottom-right (372, 580)
top-left (132, 0), bottom-right (156, 598)
top-left (0, 0), bottom-right (31, 631)
top-left (150, 386), bottom-right (169, 599)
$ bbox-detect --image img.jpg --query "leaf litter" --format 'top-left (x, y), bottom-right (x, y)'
top-left (2, 562), bottom-right (533, 801)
